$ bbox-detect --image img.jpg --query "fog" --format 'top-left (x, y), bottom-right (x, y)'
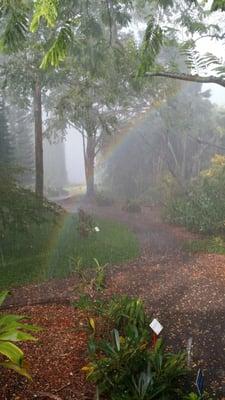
top-left (65, 128), bottom-right (85, 185)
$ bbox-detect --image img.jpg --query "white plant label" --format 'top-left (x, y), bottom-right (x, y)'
top-left (149, 318), bottom-right (163, 335)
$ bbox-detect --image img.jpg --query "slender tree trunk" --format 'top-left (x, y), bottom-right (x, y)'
top-left (33, 79), bottom-right (44, 198)
top-left (181, 133), bottom-right (188, 180)
top-left (84, 135), bottom-right (95, 198)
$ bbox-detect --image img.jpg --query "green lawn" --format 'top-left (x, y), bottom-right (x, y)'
top-left (0, 213), bottom-right (139, 290)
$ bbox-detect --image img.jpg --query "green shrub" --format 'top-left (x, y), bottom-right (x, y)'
top-left (166, 155), bottom-right (225, 234)
top-left (73, 295), bottom-right (105, 314)
top-left (95, 191), bottom-right (114, 206)
top-left (80, 296), bottom-right (192, 399)
top-left (77, 209), bottom-right (95, 238)
top-left (183, 236), bottom-right (225, 254)
top-left (107, 295), bottom-right (149, 333)
top-left (83, 334), bottom-right (188, 400)
top-left (0, 166), bottom-right (61, 239)
top-left (0, 291), bottom-right (39, 378)
top-left (122, 200), bottom-right (141, 213)
top-left (74, 295), bottom-right (149, 334)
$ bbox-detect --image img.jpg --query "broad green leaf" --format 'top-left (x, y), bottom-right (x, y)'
top-left (0, 361), bottom-right (31, 380)
top-left (113, 329), bottom-right (120, 352)
top-left (0, 341), bottom-right (24, 365)
top-left (0, 330), bottom-right (37, 342)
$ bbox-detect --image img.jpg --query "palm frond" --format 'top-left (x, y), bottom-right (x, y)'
top-left (0, 2), bottom-right (29, 51)
top-left (30, 0), bottom-right (58, 32)
top-left (40, 22), bottom-right (74, 68)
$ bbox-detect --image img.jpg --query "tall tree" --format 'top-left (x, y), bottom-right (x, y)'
top-left (0, 32), bottom-right (60, 197)
top-left (8, 104), bottom-right (34, 185)
top-left (0, 98), bottom-right (13, 164)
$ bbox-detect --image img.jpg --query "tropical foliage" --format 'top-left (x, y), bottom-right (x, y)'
top-left (166, 155), bottom-right (225, 233)
top-left (0, 291), bottom-right (39, 378)
top-left (79, 295), bottom-right (192, 400)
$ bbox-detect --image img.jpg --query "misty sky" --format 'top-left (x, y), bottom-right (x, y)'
top-left (65, 128), bottom-right (85, 184)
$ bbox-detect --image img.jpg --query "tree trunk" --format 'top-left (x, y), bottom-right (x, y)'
top-left (84, 135), bottom-right (95, 198)
top-left (33, 79), bottom-right (44, 198)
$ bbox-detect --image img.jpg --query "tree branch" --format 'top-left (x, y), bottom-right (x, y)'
top-left (145, 72), bottom-right (225, 88)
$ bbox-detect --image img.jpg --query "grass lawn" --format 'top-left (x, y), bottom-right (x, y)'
top-left (0, 213), bottom-right (139, 290)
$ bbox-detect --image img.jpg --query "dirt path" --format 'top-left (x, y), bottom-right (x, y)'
top-left (1, 202), bottom-right (225, 399)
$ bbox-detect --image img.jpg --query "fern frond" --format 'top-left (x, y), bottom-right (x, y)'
top-left (180, 44), bottom-right (223, 75)
top-left (138, 17), bottom-right (163, 76)
top-left (212, 65), bottom-right (225, 77)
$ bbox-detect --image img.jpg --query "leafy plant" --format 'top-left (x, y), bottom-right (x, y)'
top-left (166, 155), bottom-right (225, 234)
top-left (80, 294), bottom-right (194, 399)
top-left (107, 295), bottom-right (148, 333)
top-left (184, 393), bottom-right (213, 400)
top-left (73, 294), bottom-right (105, 315)
top-left (93, 258), bottom-right (107, 291)
top-left (122, 200), bottom-right (141, 213)
top-left (183, 236), bottom-right (225, 255)
top-left (77, 209), bottom-right (95, 238)
top-left (0, 291), bottom-right (40, 378)
top-left (95, 191), bottom-right (114, 207)
top-left (83, 332), bottom-right (188, 400)
top-left (69, 256), bottom-right (87, 281)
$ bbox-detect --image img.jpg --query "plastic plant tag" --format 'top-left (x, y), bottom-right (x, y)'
top-left (149, 318), bottom-right (163, 335)
top-left (196, 369), bottom-right (204, 396)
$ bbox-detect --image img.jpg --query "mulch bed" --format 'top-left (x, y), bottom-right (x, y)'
top-left (1, 204), bottom-right (225, 399)
top-left (0, 305), bottom-right (94, 400)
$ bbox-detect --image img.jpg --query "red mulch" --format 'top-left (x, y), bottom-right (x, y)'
top-left (0, 305), bottom-right (94, 400)
top-left (1, 204), bottom-right (225, 399)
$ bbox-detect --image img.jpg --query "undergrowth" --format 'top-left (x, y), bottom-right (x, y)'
top-left (183, 236), bottom-right (225, 254)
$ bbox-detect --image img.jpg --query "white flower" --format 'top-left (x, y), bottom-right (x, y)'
top-left (94, 226), bottom-right (100, 232)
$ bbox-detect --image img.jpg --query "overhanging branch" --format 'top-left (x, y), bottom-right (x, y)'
top-left (145, 72), bottom-right (225, 88)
